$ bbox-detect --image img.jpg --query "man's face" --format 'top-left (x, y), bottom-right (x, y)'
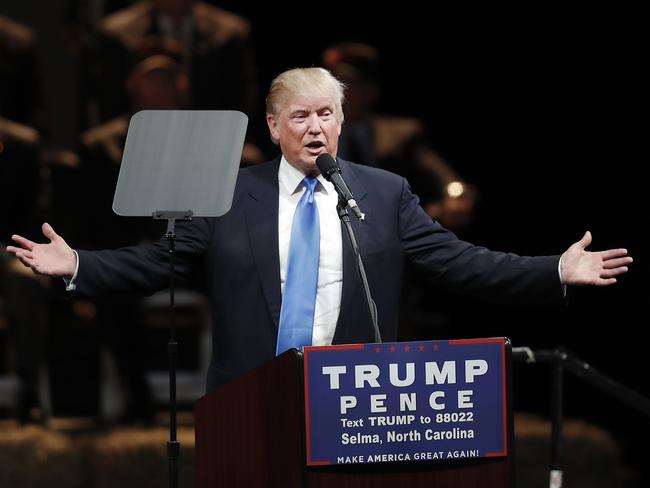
top-left (267, 95), bottom-right (342, 175)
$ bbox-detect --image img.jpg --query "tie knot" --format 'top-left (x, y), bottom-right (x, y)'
top-left (304, 176), bottom-right (318, 191)
top-left (303, 176), bottom-right (318, 202)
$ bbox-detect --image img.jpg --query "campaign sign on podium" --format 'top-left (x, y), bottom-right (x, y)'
top-left (303, 338), bottom-right (508, 465)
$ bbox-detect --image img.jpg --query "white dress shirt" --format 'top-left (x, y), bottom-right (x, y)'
top-left (278, 157), bottom-right (343, 346)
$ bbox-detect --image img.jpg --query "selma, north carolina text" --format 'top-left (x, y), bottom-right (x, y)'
top-left (341, 428), bottom-right (475, 445)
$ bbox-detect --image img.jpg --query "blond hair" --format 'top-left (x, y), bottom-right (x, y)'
top-left (266, 67), bottom-right (346, 122)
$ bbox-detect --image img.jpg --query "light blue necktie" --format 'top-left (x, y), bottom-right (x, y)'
top-left (276, 176), bottom-right (320, 355)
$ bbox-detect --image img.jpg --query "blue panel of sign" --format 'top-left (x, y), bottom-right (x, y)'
top-left (303, 338), bottom-right (507, 465)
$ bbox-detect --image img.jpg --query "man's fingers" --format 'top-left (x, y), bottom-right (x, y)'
top-left (7, 246), bottom-right (35, 260)
top-left (596, 277), bottom-right (617, 286)
top-left (599, 248), bottom-right (629, 261)
top-left (14, 249), bottom-right (34, 260)
top-left (600, 267), bottom-right (628, 279)
top-left (19, 250), bottom-right (35, 260)
top-left (14, 251), bottom-right (35, 269)
top-left (10, 234), bottom-right (35, 251)
top-left (603, 256), bottom-right (633, 269)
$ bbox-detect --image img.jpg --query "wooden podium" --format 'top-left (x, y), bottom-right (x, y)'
top-left (195, 347), bottom-right (513, 487)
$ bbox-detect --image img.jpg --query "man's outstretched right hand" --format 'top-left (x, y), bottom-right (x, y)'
top-left (6, 223), bottom-right (77, 278)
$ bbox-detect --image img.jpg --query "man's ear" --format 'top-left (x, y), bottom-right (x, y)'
top-left (267, 114), bottom-right (280, 142)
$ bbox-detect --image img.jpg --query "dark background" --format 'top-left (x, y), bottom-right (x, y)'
top-left (2, 0), bottom-right (647, 481)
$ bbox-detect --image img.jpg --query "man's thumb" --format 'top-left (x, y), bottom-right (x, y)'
top-left (42, 222), bottom-right (57, 241)
top-left (578, 230), bottom-right (592, 249)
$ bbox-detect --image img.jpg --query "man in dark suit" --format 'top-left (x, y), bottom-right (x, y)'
top-left (7, 67), bottom-right (632, 394)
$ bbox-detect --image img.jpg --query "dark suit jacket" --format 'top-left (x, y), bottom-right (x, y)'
top-left (74, 158), bottom-right (563, 393)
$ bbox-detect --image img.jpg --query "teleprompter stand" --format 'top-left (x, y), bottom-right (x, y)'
top-left (115, 110), bottom-right (247, 487)
top-left (153, 210), bottom-right (193, 487)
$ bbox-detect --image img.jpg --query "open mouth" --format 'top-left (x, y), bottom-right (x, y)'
top-left (305, 141), bottom-right (325, 150)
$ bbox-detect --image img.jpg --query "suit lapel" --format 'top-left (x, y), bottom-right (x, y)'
top-left (334, 159), bottom-right (369, 342)
top-left (245, 159), bottom-right (282, 328)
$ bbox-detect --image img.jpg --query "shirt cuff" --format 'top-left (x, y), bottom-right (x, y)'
top-left (63, 249), bottom-right (79, 292)
top-left (558, 254), bottom-right (567, 297)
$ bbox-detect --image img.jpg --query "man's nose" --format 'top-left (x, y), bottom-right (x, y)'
top-left (307, 113), bottom-right (322, 133)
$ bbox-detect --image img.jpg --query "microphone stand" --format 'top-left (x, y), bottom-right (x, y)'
top-left (336, 200), bottom-right (382, 343)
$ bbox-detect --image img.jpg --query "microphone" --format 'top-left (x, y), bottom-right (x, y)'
top-left (316, 154), bottom-right (365, 220)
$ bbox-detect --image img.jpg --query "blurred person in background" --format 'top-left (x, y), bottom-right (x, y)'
top-left (323, 42), bottom-right (478, 340)
top-left (68, 54), bottom-right (195, 424)
top-left (79, 0), bottom-right (261, 164)
top-left (0, 14), bottom-right (50, 424)
top-left (323, 41), bottom-right (475, 233)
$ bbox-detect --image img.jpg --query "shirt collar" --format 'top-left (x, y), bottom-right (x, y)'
top-left (279, 155), bottom-right (334, 196)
